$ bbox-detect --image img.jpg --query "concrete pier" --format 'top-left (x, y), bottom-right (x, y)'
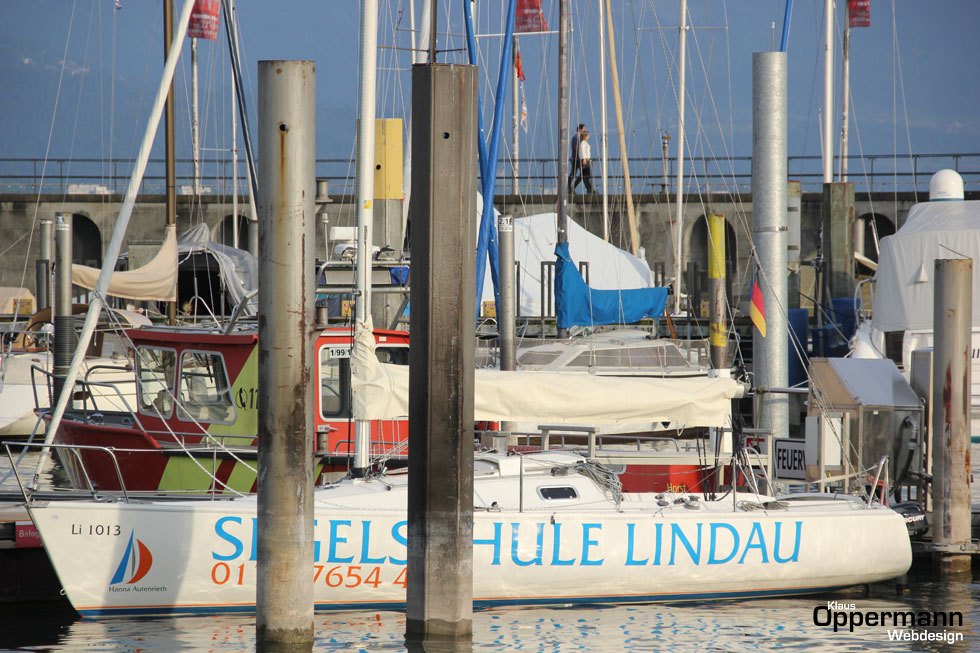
top-left (406, 63), bottom-right (477, 641)
top-left (822, 182), bottom-right (855, 299)
top-left (256, 60), bottom-right (316, 649)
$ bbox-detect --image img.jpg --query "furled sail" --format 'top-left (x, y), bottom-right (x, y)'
top-left (351, 318), bottom-right (737, 426)
top-left (71, 224), bottom-right (178, 301)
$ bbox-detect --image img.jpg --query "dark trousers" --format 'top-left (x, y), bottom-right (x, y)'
top-left (572, 161), bottom-right (594, 193)
top-left (566, 158), bottom-right (580, 192)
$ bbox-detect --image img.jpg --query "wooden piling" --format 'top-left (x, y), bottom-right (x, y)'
top-left (930, 258), bottom-right (972, 574)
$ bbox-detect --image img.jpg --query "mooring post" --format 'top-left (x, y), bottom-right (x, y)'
top-left (256, 59), bottom-right (316, 650)
top-left (930, 258), bottom-right (972, 574)
top-left (752, 51), bottom-right (788, 441)
top-left (406, 62), bottom-right (477, 641)
top-left (36, 217), bottom-right (53, 311)
top-left (821, 182), bottom-right (855, 299)
top-left (52, 213), bottom-right (72, 403)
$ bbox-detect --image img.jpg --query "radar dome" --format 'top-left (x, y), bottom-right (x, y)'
top-left (929, 169), bottom-right (964, 201)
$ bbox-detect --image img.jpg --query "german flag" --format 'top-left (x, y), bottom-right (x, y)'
top-left (750, 274), bottom-right (766, 338)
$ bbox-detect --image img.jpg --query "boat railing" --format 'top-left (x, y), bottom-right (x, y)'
top-left (4, 440), bottom-right (130, 502)
top-left (484, 425), bottom-right (685, 461)
top-left (867, 455), bottom-right (890, 508)
top-left (325, 427), bottom-right (409, 461)
top-left (3, 441), bottom-right (248, 503)
top-left (30, 363), bottom-right (147, 435)
top-left (854, 277), bottom-right (874, 323)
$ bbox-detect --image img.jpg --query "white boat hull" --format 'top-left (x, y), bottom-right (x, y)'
top-left (30, 485), bottom-right (911, 616)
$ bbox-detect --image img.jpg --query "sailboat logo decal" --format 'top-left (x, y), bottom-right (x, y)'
top-left (110, 531), bottom-right (154, 585)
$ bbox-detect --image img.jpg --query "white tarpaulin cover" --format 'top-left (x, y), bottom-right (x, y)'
top-left (477, 195), bottom-right (655, 316)
top-left (71, 224), bottom-right (178, 301)
top-left (177, 223), bottom-right (258, 315)
top-left (351, 320), bottom-right (738, 427)
top-left (873, 200), bottom-right (980, 331)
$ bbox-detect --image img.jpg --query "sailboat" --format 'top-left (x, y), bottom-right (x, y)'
top-left (21, 0), bottom-right (915, 618)
top-left (27, 445), bottom-right (911, 616)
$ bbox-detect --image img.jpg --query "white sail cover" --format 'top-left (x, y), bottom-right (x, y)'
top-left (71, 224), bottom-right (178, 301)
top-left (477, 196), bottom-right (655, 316)
top-left (873, 200), bottom-right (980, 331)
top-left (352, 320), bottom-right (738, 427)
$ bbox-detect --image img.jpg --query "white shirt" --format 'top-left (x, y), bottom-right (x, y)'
top-left (578, 139), bottom-right (591, 163)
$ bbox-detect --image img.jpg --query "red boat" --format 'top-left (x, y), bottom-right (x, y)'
top-left (45, 324), bottom-right (409, 494)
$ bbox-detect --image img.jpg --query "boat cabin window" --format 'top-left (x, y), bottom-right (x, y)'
top-left (569, 345), bottom-right (689, 370)
top-left (136, 347), bottom-right (177, 419)
top-left (538, 486), bottom-right (578, 500)
top-left (516, 350), bottom-right (562, 367)
top-left (319, 345), bottom-right (349, 418)
top-left (177, 350), bottom-right (236, 424)
top-left (376, 346), bottom-right (409, 365)
top-left (318, 343), bottom-right (409, 419)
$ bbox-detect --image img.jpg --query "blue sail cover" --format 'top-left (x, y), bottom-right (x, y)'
top-left (554, 242), bottom-right (668, 328)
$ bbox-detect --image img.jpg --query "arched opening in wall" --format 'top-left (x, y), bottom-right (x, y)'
top-left (177, 252), bottom-right (233, 319)
top-left (854, 212), bottom-right (895, 273)
top-left (71, 214), bottom-right (102, 303)
top-left (219, 214), bottom-right (251, 250)
top-left (689, 215), bottom-right (737, 318)
top-left (72, 214), bottom-right (102, 268)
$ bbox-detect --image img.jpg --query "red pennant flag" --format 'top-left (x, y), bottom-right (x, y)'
top-left (188, 0), bottom-right (220, 40)
top-left (516, 0), bottom-right (548, 33)
top-left (515, 51), bottom-right (526, 83)
top-left (848, 0), bottom-right (870, 28)
top-left (750, 275), bottom-right (766, 338)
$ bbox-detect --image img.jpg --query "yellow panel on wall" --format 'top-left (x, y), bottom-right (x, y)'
top-left (374, 118), bottom-right (403, 200)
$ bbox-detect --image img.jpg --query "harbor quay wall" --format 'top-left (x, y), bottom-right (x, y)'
top-left (0, 191), bottom-right (934, 313)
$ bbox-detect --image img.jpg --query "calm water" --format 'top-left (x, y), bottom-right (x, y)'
top-left (2, 448), bottom-right (979, 651)
top-left (2, 571), bottom-right (979, 652)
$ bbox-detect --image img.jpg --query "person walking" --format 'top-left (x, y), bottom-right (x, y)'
top-left (572, 131), bottom-right (595, 194)
top-left (566, 123), bottom-right (586, 192)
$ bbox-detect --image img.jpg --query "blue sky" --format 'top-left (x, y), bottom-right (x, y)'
top-left (2, 0), bottom-right (977, 189)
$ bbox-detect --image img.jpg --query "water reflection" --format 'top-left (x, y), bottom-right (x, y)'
top-left (3, 448), bottom-right (979, 651)
top-left (2, 572), bottom-right (976, 652)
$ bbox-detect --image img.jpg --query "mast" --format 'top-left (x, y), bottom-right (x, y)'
top-left (352, 0), bottom-right (379, 475)
top-left (840, 2), bottom-right (850, 182)
top-left (556, 0), bottom-right (569, 337)
top-left (672, 0), bottom-right (688, 315)
top-left (512, 36), bottom-right (520, 194)
top-left (191, 39), bottom-right (201, 195)
top-left (598, 0), bottom-right (608, 240)
top-left (603, 0), bottom-right (639, 256)
top-left (822, 0), bottom-right (834, 183)
top-left (231, 56), bottom-right (239, 249)
top-left (400, 0), bottom-right (431, 245)
top-left (164, 0), bottom-right (177, 325)
top-left (35, 0), bottom-right (197, 482)
top-left (221, 0), bottom-right (259, 257)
